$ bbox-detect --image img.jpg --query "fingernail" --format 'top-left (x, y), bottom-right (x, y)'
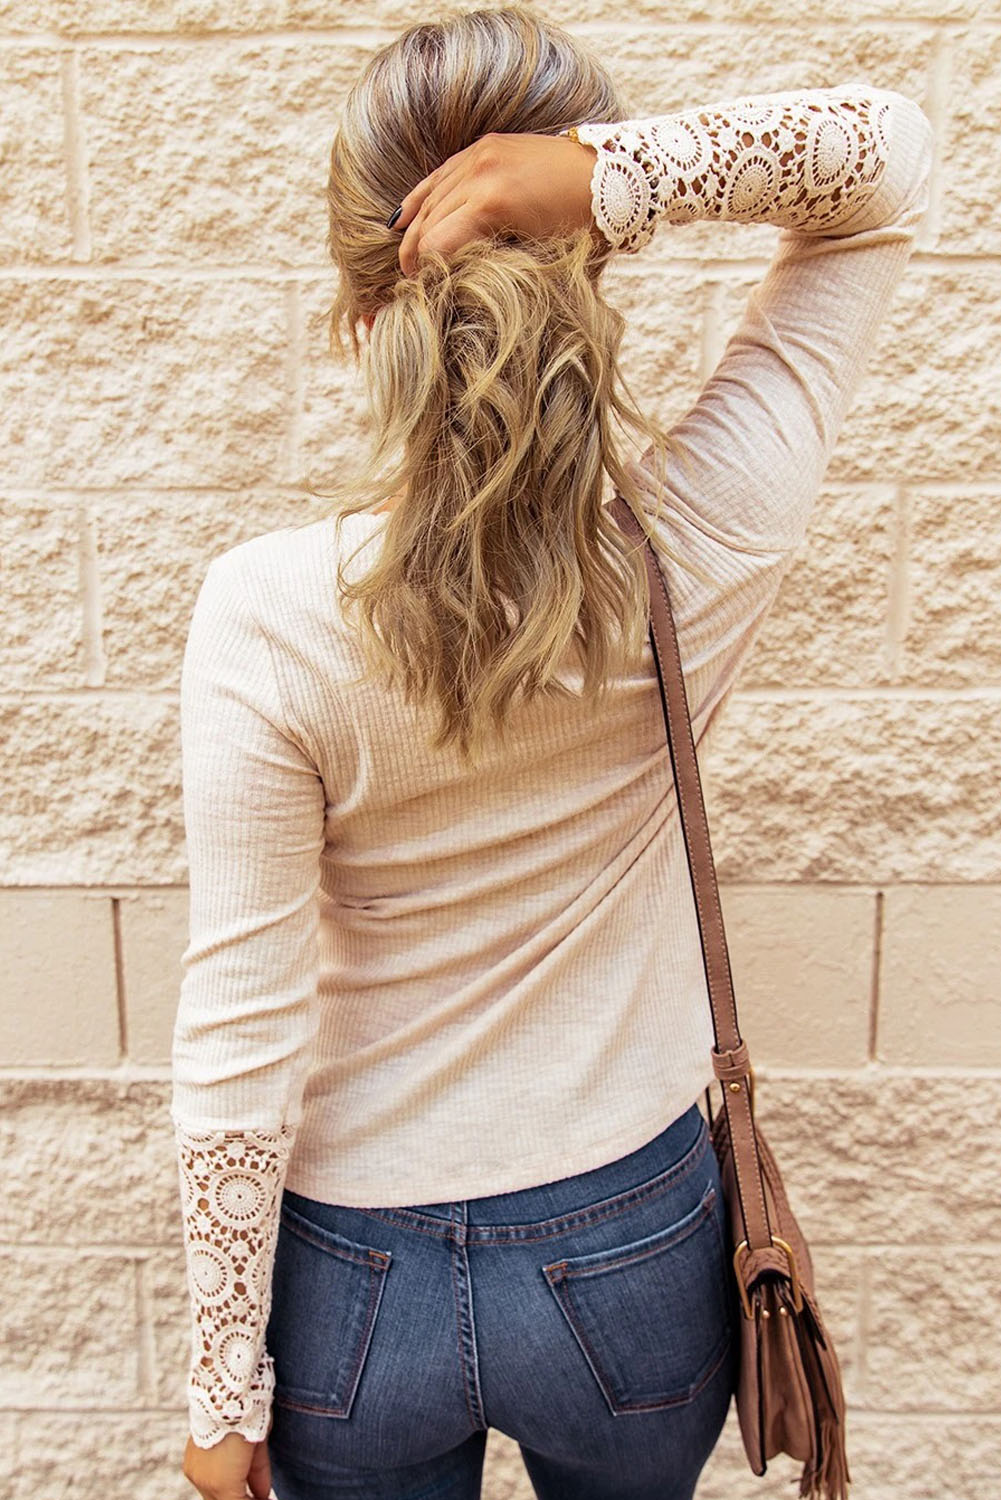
top-left (386, 206), bottom-right (402, 229)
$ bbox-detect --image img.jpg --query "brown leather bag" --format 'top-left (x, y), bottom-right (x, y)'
top-left (610, 493), bottom-right (852, 1500)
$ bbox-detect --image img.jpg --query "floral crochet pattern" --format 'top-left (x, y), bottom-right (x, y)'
top-left (562, 85), bottom-right (892, 254)
top-left (174, 1122), bottom-right (295, 1449)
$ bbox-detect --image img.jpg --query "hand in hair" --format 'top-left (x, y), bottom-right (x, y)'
top-left (391, 131), bottom-right (602, 279)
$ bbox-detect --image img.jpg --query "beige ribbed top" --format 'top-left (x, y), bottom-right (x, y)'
top-left (170, 82), bottom-right (934, 1447)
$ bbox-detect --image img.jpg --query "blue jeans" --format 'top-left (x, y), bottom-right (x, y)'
top-left (266, 1100), bottom-right (739, 1499)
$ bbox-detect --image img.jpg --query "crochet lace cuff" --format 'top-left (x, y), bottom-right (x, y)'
top-left (561, 84), bottom-right (892, 255)
top-left (173, 1121), bottom-right (295, 1450)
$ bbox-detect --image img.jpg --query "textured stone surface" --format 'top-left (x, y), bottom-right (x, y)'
top-left (0, 890), bottom-right (119, 1066)
top-left (287, 275), bottom-right (383, 494)
top-left (0, 693), bottom-right (185, 885)
top-left (0, 1), bottom-right (972, 34)
top-left (879, 885), bottom-right (1001, 1065)
top-left (0, 1080), bottom-right (179, 1246)
top-left (0, 48), bottom-right (72, 265)
top-left (702, 694), bottom-right (1001, 883)
top-left (946, 28), bottom-right (1001, 255)
top-left (737, 483), bottom-right (898, 690)
top-left (482, 1429), bottom-right (535, 1499)
top-left (1, 279), bottom-right (289, 490)
top-left (696, 1410), bottom-right (1001, 1499)
top-left (9, 1410), bottom-right (192, 1500)
top-left (790, 1242), bottom-right (864, 1401)
top-left (824, 263), bottom-right (1001, 484)
top-left (718, 885), bottom-right (875, 1067)
top-left (0, 1250), bottom-right (139, 1405)
top-left (91, 488), bottom-right (327, 689)
top-left (0, 497), bottom-right (90, 690)
top-left (747, 1072), bottom-right (1001, 1245)
top-left (865, 1247), bottom-right (1001, 1410)
top-left (905, 485), bottom-right (1001, 685)
top-left (0, 0), bottom-right (287, 29)
top-left (79, 41), bottom-right (367, 268)
top-left (146, 1248), bottom-right (192, 1408)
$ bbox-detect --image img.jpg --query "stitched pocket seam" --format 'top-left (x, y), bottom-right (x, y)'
top-left (541, 1180), bottom-right (731, 1414)
top-left (271, 1213), bottom-right (393, 1418)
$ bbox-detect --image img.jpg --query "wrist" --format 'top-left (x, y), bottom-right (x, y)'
top-left (565, 126), bottom-right (605, 247)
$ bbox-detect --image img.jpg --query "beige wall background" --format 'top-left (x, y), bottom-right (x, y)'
top-left (2, 1), bottom-right (999, 1497)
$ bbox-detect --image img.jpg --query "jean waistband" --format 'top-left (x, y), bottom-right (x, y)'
top-left (355, 1100), bottom-right (708, 1241)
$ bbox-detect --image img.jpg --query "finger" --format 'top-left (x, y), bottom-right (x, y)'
top-left (397, 170), bottom-right (471, 276)
top-left (247, 1438), bottom-right (273, 1500)
top-left (396, 139), bottom-right (481, 227)
top-left (394, 156), bottom-right (462, 252)
top-left (399, 183), bottom-right (496, 278)
top-left (418, 203), bottom-right (501, 276)
top-left (395, 140), bottom-right (492, 274)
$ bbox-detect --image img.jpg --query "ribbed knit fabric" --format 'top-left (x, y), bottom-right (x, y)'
top-left (171, 82), bottom-right (934, 1447)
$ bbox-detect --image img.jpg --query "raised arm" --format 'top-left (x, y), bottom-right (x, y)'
top-left (562, 85), bottom-right (934, 545)
top-left (559, 85), bottom-right (934, 737)
top-left (561, 83), bottom-right (928, 249)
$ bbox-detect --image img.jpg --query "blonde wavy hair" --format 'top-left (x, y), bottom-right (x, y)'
top-left (307, 2), bottom-right (689, 768)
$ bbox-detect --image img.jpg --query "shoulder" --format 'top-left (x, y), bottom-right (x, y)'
top-left (207, 517), bottom-right (328, 584)
top-left (198, 512), bottom-right (377, 664)
top-left (201, 516), bottom-right (347, 622)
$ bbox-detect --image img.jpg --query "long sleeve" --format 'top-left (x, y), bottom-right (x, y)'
top-left (562, 82), bottom-right (928, 252)
top-left (562, 84), bottom-right (934, 738)
top-left (170, 550), bottom-right (326, 1449)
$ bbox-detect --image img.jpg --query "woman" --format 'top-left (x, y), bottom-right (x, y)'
top-left (172, 6), bottom-right (933, 1499)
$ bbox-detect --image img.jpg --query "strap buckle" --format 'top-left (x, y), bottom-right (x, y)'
top-left (732, 1234), bottom-right (804, 1319)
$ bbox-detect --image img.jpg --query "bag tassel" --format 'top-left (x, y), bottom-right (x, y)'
top-left (791, 1293), bottom-right (851, 1500)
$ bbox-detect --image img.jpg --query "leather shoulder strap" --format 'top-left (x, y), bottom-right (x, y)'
top-left (609, 493), bottom-right (775, 1252)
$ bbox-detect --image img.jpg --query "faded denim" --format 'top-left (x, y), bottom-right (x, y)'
top-left (266, 1100), bottom-right (739, 1499)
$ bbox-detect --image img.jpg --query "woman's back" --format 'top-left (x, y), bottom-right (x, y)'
top-left (171, 68), bottom-right (934, 1457)
top-left (179, 502), bottom-right (719, 1204)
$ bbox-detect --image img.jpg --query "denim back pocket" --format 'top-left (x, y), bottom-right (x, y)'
top-left (541, 1178), bottom-right (731, 1415)
top-left (266, 1199), bottom-right (392, 1418)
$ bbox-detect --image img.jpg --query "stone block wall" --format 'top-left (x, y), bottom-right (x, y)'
top-left (2, 3), bottom-right (999, 1497)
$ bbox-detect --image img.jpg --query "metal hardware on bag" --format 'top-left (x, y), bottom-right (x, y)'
top-left (733, 1244), bottom-right (756, 1321)
top-left (772, 1236), bottom-right (803, 1311)
top-left (733, 1233), bottom-right (804, 1319)
top-left (725, 1067), bottom-right (756, 1112)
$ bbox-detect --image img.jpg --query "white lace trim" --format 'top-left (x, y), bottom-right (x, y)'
top-left (561, 86), bottom-right (892, 254)
top-left (174, 1122), bottom-right (295, 1449)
